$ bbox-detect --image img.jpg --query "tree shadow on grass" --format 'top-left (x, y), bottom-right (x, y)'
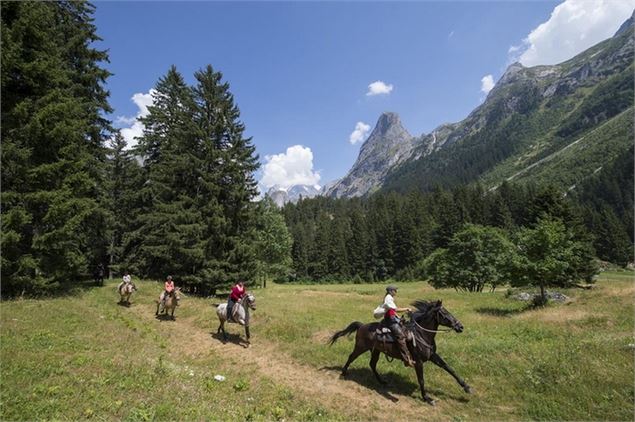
top-left (3, 279), bottom-right (112, 301)
top-left (475, 304), bottom-right (531, 317)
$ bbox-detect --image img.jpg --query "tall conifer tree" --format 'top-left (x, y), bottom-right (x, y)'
top-left (2, 1), bottom-right (111, 294)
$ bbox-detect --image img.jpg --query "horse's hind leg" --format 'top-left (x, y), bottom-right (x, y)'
top-left (430, 352), bottom-right (472, 394)
top-left (341, 344), bottom-right (366, 377)
top-left (369, 349), bottom-right (386, 385)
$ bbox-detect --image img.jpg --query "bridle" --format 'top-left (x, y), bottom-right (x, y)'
top-left (411, 309), bottom-right (453, 334)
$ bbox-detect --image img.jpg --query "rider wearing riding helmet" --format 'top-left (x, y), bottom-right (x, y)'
top-left (227, 281), bottom-right (246, 322)
top-left (383, 285), bottom-right (415, 367)
top-left (160, 275), bottom-right (175, 305)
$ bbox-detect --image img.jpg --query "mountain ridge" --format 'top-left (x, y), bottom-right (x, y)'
top-left (325, 13), bottom-right (633, 198)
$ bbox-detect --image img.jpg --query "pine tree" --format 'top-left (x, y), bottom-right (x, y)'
top-left (192, 65), bottom-right (260, 290)
top-left (104, 132), bottom-right (141, 278)
top-left (1, 1), bottom-right (112, 295)
top-left (132, 66), bottom-right (205, 283)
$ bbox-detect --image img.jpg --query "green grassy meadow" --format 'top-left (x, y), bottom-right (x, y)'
top-left (1, 272), bottom-right (633, 421)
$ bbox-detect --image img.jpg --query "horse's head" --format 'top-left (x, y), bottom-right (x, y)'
top-left (245, 293), bottom-right (256, 310)
top-left (412, 300), bottom-right (464, 333)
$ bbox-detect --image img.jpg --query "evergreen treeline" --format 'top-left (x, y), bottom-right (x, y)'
top-left (1, 1), bottom-right (262, 297)
top-left (283, 178), bottom-right (633, 283)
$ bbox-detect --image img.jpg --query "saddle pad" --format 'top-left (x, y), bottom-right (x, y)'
top-left (376, 333), bottom-right (395, 343)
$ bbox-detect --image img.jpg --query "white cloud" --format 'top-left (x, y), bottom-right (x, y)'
top-left (510, 0), bottom-right (634, 66)
top-left (349, 121), bottom-right (371, 145)
top-left (366, 80), bottom-right (394, 96)
top-left (116, 89), bottom-right (155, 149)
top-left (260, 145), bottom-right (321, 190)
top-left (448, 30), bottom-right (455, 38)
top-left (481, 74), bottom-right (495, 94)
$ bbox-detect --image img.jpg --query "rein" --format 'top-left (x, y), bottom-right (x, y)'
top-left (412, 319), bottom-right (453, 333)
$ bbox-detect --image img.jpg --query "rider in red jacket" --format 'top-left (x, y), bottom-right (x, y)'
top-left (227, 281), bottom-right (246, 322)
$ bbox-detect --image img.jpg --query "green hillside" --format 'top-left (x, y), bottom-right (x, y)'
top-left (382, 22), bottom-right (634, 195)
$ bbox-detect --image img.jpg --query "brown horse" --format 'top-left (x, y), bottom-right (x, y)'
top-left (329, 300), bottom-right (472, 406)
top-left (156, 288), bottom-right (180, 320)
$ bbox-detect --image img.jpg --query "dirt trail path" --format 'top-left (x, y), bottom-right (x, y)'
top-left (128, 303), bottom-right (449, 421)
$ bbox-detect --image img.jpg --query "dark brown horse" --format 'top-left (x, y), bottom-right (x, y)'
top-left (329, 300), bottom-right (472, 405)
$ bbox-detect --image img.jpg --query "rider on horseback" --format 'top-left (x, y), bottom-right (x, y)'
top-left (118, 271), bottom-right (132, 293)
top-left (383, 285), bottom-right (415, 367)
top-left (159, 275), bottom-right (176, 307)
top-left (227, 281), bottom-right (246, 322)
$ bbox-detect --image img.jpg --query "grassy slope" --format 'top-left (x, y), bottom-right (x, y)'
top-left (2, 273), bottom-right (633, 421)
top-left (481, 107), bottom-right (634, 189)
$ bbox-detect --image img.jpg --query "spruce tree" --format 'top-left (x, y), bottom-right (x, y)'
top-left (104, 132), bottom-right (141, 278)
top-left (132, 66), bottom-right (205, 283)
top-left (1, 1), bottom-right (112, 295)
top-left (192, 65), bottom-right (260, 290)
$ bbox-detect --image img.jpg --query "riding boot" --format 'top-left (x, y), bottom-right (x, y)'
top-left (389, 321), bottom-right (415, 368)
top-left (396, 335), bottom-right (415, 367)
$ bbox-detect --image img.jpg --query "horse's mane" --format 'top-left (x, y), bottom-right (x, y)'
top-left (410, 300), bottom-right (439, 322)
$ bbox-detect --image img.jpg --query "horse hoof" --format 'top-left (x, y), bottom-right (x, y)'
top-left (424, 397), bottom-right (436, 406)
top-left (464, 386), bottom-right (473, 394)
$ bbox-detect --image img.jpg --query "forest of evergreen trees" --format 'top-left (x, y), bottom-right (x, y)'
top-left (2, 1), bottom-right (632, 298)
top-left (1, 2), bottom-right (265, 296)
top-left (282, 173), bottom-right (634, 283)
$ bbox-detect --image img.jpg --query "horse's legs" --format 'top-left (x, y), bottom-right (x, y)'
top-left (341, 344), bottom-right (366, 377)
top-left (369, 349), bottom-right (386, 385)
top-left (245, 325), bottom-right (250, 341)
top-left (170, 307), bottom-right (175, 320)
top-left (218, 321), bottom-right (227, 341)
top-left (430, 353), bottom-right (472, 394)
top-left (155, 302), bottom-right (160, 315)
top-left (415, 361), bottom-right (435, 406)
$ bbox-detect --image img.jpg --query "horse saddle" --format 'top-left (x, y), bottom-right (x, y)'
top-left (228, 302), bottom-right (240, 322)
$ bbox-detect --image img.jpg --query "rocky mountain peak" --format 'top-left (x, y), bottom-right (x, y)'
top-left (614, 9), bottom-right (634, 36)
top-left (326, 112), bottom-right (414, 198)
top-left (374, 111), bottom-right (403, 135)
top-left (497, 62), bottom-right (526, 86)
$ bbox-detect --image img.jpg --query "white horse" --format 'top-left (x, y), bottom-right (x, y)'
top-left (118, 282), bottom-right (137, 305)
top-left (215, 293), bottom-right (256, 344)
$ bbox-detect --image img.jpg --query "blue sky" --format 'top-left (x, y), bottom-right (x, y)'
top-left (93, 1), bottom-right (633, 191)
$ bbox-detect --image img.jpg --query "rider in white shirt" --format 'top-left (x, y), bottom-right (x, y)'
top-left (382, 285), bottom-right (415, 367)
top-left (118, 271), bottom-right (132, 293)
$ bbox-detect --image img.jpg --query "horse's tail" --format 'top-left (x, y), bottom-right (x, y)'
top-left (328, 321), bottom-right (363, 346)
